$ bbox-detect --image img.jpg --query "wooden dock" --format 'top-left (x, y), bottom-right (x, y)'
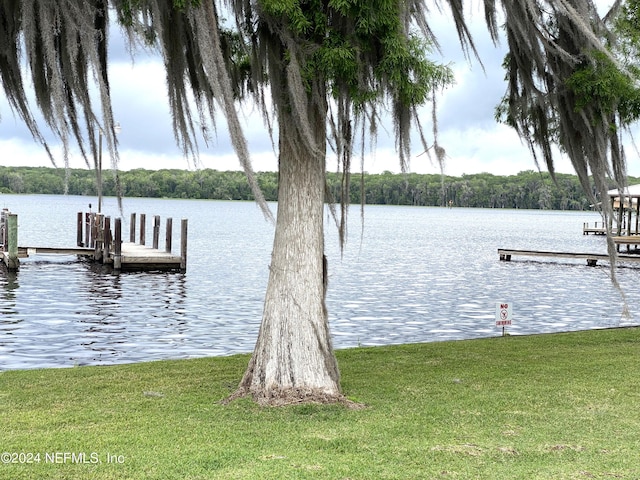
top-left (612, 235), bottom-right (640, 253)
top-left (581, 220), bottom-right (640, 251)
top-left (583, 221), bottom-right (640, 236)
top-left (498, 248), bottom-right (640, 267)
top-left (79, 212), bottom-right (187, 271)
top-left (1, 209), bottom-right (187, 272)
top-left (582, 221), bottom-right (607, 235)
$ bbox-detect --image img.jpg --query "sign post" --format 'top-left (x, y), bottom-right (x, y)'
top-left (495, 302), bottom-right (513, 336)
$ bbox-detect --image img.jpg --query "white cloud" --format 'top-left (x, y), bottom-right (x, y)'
top-left (438, 125), bottom-right (561, 176)
top-left (0, 138), bottom-right (70, 168)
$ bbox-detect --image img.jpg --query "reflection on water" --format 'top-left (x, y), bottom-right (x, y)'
top-left (1, 195), bottom-right (639, 371)
top-left (0, 258), bottom-right (192, 369)
top-left (1, 269), bottom-right (18, 316)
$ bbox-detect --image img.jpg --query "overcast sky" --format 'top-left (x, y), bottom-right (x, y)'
top-left (1, 1), bottom-right (636, 177)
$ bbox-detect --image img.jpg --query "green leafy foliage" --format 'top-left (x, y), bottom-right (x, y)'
top-left (260, 0), bottom-right (313, 34)
top-left (319, 0), bottom-right (452, 107)
top-left (247, 0), bottom-right (452, 115)
top-left (566, 50), bottom-right (640, 126)
top-left (615, 0), bottom-right (640, 61)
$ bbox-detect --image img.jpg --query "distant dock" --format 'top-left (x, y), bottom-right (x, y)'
top-left (582, 221), bottom-right (607, 235)
top-left (583, 221), bottom-right (640, 236)
top-left (1, 209), bottom-right (187, 272)
top-left (498, 248), bottom-right (640, 267)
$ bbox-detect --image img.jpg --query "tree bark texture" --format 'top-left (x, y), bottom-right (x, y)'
top-left (234, 94), bottom-right (342, 405)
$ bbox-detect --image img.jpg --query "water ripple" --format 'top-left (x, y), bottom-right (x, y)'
top-left (1, 198), bottom-right (639, 370)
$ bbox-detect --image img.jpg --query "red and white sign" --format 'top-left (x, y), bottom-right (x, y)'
top-left (495, 302), bottom-right (513, 327)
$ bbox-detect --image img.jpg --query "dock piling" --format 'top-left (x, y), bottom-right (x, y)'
top-left (77, 212), bottom-right (83, 246)
top-left (0, 209), bottom-right (7, 251)
top-left (130, 213), bottom-right (136, 243)
top-left (85, 213), bottom-right (92, 247)
top-left (3, 212), bottom-right (19, 270)
top-left (93, 213), bottom-right (104, 261)
top-left (165, 218), bottom-right (173, 253)
top-left (140, 214), bottom-right (146, 246)
top-left (153, 215), bottom-right (160, 249)
top-left (114, 218), bottom-right (122, 270)
top-left (180, 218), bottom-right (188, 271)
top-left (103, 216), bottom-right (112, 261)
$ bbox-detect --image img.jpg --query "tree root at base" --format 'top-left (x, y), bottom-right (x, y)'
top-left (222, 386), bottom-right (366, 409)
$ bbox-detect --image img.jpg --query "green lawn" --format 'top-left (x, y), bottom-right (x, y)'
top-left (1, 327), bottom-right (639, 479)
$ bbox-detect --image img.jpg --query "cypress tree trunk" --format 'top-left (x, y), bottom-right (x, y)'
top-left (231, 95), bottom-right (343, 406)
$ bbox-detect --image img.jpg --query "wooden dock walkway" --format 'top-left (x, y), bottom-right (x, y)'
top-left (110, 242), bottom-right (183, 271)
top-left (1, 209), bottom-right (187, 272)
top-left (612, 235), bottom-right (640, 253)
top-left (498, 248), bottom-right (640, 266)
top-left (14, 243), bottom-right (183, 270)
top-left (17, 246), bottom-right (94, 257)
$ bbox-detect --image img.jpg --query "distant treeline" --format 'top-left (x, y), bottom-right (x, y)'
top-left (0, 165), bottom-right (630, 210)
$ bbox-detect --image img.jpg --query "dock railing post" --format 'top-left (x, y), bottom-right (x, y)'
top-left (85, 213), bottom-right (91, 247)
top-left (77, 212), bottom-right (83, 246)
top-left (180, 218), bottom-right (188, 272)
top-left (90, 213), bottom-right (98, 249)
top-left (153, 215), bottom-right (160, 249)
top-left (93, 213), bottom-right (104, 261)
top-left (165, 218), bottom-right (173, 253)
top-left (6, 213), bottom-right (19, 271)
top-left (617, 198), bottom-right (624, 237)
top-left (140, 214), bottom-right (146, 246)
top-left (130, 213), bottom-right (136, 243)
top-left (114, 218), bottom-right (122, 271)
top-left (103, 216), bottom-right (111, 262)
top-left (1, 209), bottom-right (7, 251)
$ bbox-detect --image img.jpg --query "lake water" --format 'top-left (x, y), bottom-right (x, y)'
top-left (1, 194), bottom-right (638, 371)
